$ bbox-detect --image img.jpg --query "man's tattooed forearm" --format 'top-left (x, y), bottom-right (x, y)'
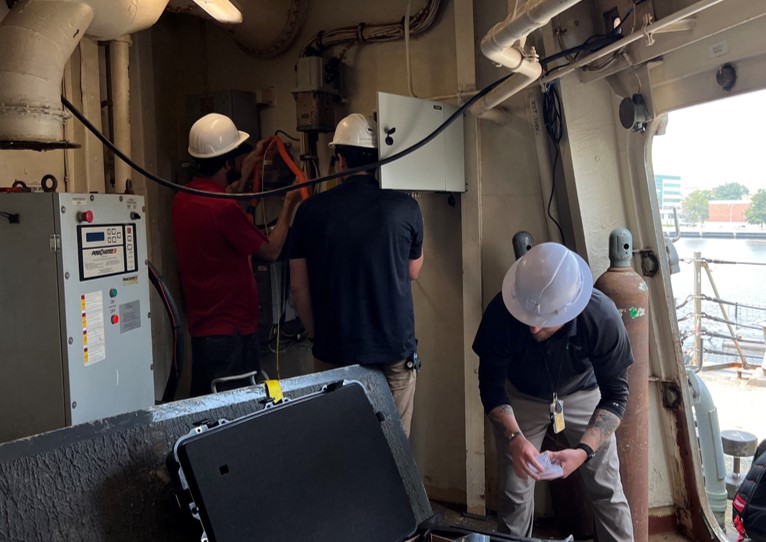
top-left (488, 404), bottom-right (514, 432)
top-left (586, 409), bottom-right (621, 448)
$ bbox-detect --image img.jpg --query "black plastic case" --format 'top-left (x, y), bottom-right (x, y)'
top-left (169, 381), bottom-right (418, 542)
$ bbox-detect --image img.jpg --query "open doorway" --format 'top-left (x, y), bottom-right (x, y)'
top-left (652, 89), bottom-right (766, 538)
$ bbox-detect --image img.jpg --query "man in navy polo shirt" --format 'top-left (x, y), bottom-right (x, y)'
top-left (473, 242), bottom-right (634, 540)
top-left (173, 113), bottom-right (300, 397)
top-left (289, 113), bottom-right (424, 436)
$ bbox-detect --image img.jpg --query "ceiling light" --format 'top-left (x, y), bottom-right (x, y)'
top-left (192, 0), bottom-right (243, 24)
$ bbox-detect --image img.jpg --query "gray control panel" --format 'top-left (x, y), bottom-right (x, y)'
top-left (0, 193), bottom-right (155, 443)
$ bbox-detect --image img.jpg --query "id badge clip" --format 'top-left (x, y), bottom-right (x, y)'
top-left (550, 394), bottom-right (565, 434)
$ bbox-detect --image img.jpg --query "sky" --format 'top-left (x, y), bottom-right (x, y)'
top-left (651, 88), bottom-right (766, 196)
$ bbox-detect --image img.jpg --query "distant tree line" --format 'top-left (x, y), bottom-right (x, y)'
top-left (680, 182), bottom-right (766, 225)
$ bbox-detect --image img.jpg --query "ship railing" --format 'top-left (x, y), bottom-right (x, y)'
top-left (676, 252), bottom-right (766, 376)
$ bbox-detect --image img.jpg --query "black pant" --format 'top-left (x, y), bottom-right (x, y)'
top-left (190, 332), bottom-right (261, 397)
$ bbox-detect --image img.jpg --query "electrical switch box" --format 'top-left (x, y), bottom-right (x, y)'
top-left (377, 92), bottom-right (466, 192)
top-left (0, 193), bottom-right (155, 443)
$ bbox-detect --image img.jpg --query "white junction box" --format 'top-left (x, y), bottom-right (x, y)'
top-left (0, 193), bottom-right (155, 443)
top-left (377, 91), bottom-right (465, 192)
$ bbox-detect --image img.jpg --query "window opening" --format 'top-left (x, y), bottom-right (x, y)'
top-left (652, 89), bottom-right (766, 534)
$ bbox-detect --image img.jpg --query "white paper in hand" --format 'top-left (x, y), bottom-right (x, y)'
top-left (528, 452), bottom-right (563, 480)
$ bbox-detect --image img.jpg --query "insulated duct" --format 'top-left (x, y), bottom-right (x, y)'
top-left (0, 1), bottom-right (94, 149)
top-left (0, 0), bottom-right (168, 150)
top-left (167, 0), bottom-right (307, 60)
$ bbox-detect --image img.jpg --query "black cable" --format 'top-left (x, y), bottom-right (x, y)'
top-left (541, 0), bottom-right (646, 77)
top-left (147, 260), bottom-right (185, 403)
top-left (61, 71), bottom-right (513, 201)
top-left (540, 33), bottom-right (620, 66)
top-left (274, 129), bottom-right (300, 142)
top-left (542, 84), bottom-right (565, 242)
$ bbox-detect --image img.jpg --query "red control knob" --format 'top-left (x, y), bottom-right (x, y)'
top-left (78, 210), bottom-right (94, 223)
top-left (111, 315), bottom-right (119, 324)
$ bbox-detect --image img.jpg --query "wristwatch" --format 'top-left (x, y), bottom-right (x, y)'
top-left (576, 442), bottom-right (596, 463)
top-left (507, 431), bottom-right (523, 443)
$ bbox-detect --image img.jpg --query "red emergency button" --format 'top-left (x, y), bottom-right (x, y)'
top-left (111, 315), bottom-right (119, 324)
top-left (78, 210), bottom-right (94, 223)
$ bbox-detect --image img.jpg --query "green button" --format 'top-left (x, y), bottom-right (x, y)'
top-left (109, 288), bottom-right (118, 298)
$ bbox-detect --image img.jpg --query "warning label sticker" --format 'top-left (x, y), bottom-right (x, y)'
top-left (82, 291), bottom-right (106, 365)
top-left (119, 300), bottom-right (141, 333)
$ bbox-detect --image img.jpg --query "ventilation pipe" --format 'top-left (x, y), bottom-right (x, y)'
top-left (0, 0), bottom-right (169, 150)
top-left (0, 1), bottom-right (94, 149)
top-left (470, 0), bottom-right (583, 117)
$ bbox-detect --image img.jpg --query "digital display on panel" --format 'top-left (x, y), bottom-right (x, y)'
top-left (86, 231), bottom-right (106, 243)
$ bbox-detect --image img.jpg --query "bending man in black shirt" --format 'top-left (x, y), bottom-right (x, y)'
top-left (473, 242), bottom-right (634, 541)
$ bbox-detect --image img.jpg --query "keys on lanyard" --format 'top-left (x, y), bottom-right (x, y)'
top-left (550, 393), bottom-right (565, 434)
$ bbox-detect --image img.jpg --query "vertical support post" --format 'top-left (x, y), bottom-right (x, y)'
top-left (693, 251), bottom-right (703, 371)
top-left (455, 0), bottom-right (485, 517)
top-left (110, 36), bottom-right (132, 194)
top-left (79, 37), bottom-right (106, 194)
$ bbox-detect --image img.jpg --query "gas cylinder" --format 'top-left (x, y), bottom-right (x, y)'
top-left (594, 227), bottom-right (650, 542)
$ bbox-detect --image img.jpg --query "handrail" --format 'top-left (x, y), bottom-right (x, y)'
top-left (680, 257), bottom-right (766, 266)
top-left (676, 252), bottom-right (766, 373)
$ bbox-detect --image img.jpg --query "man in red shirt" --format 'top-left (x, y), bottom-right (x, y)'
top-left (173, 113), bottom-right (299, 396)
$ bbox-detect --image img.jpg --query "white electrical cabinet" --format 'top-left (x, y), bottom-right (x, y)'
top-left (377, 92), bottom-right (465, 192)
top-left (0, 193), bottom-right (155, 443)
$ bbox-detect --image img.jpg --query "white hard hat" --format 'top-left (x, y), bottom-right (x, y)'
top-left (188, 113), bottom-right (249, 159)
top-left (329, 113), bottom-right (378, 149)
top-left (502, 242), bottom-right (593, 328)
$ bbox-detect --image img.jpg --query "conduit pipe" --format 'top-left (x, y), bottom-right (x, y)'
top-left (541, 0), bottom-right (726, 83)
top-left (469, 56), bottom-right (541, 117)
top-left (480, 0), bottom-right (583, 67)
top-left (687, 367), bottom-right (728, 527)
top-left (470, 0), bottom-right (583, 117)
top-left (0, 0), bottom-right (168, 149)
top-left (110, 36), bottom-right (132, 193)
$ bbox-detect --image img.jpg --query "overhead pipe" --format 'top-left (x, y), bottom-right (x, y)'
top-left (0, 0), bottom-right (168, 150)
top-left (110, 36), bottom-right (132, 193)
top-left (470, 0), bottom-right (583, 117)
top-left (469, 55), bottom-right (542, 117)
top-left (476, 107), bottom-right (511, 123)
top-left (594, 228), bottom-right (650, 542)
top-left (542, 0), bottom-right (726, 83)
top-left (480, 0), bottom-right (583, 66)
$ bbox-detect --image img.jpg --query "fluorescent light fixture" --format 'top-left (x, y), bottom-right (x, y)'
top-left (192, 0), bottom-right (243, 23)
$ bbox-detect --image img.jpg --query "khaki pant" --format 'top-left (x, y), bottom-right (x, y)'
top-left (493, 383), bottom-right (634, 542)
top-left (314, 359), bottom-right (417, 436)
